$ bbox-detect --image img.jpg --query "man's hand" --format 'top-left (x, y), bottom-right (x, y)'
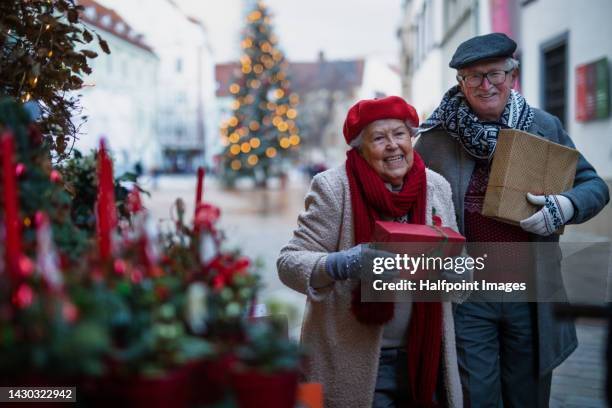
top-left (519, 193), bottom-right (575, 236)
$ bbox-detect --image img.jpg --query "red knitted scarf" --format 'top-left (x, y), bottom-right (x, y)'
top-left (345, 149), bottom-right (442, 407)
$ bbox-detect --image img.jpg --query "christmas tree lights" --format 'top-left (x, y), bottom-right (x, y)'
top-left (220, 1), bottom-right (300, 187)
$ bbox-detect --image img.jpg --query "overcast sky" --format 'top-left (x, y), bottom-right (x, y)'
top-left (172, 0), bottom-right (403, 63)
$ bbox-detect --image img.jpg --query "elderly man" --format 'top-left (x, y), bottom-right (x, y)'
top-left (416, 33), bottom-right (609, 407)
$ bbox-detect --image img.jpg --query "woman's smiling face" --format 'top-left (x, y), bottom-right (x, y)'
top-left (359, 119), bottom-right (414, 187)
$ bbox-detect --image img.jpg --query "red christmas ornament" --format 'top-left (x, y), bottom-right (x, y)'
top-left (62, 300), bottom-right (79, 323)
top-left (195, 203), bottom-right (221, 231)
top-left (1, 131), bottom-right (23, 283)
top-left (18, 255), bottom-right (34, 278)
top-left (12, 284), bottom-right (33, 309)
top-left (15, 163), bottom-right (26, 177)
top-left (50, 169), bottom-right (62, 183)
top-left (130, 268), bottom-right (144, 284)
top-left (113, 259), bottom-right (127, 275)
top-left (127, 188), bottom-right (144, 213)
top-left (96, 138), bottom-right (117, 261)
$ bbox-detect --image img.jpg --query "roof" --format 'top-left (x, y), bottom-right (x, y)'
top-left (215, 59), bottom-right (365, 97)
top-left (78, 0), bottom-right (155, 54)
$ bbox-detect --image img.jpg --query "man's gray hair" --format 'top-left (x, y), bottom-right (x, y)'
top-left (349, 121), bottom-right (418, 149)
top-left (457, 57), bottom-right (520, 76)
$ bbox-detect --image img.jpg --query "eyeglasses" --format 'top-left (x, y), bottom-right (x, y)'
top-left (456, 69), bottom-right (514, 88)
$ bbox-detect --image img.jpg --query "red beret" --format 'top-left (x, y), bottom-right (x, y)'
top-left (342, 96), bottom-right (419, 145)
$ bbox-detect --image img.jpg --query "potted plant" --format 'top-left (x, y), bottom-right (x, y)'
top-left (230, 320), bottom-right (303, 408)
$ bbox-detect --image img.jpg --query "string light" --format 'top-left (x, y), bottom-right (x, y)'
top-left (249, 121), bottom-right (260, 131)
top-left (289, 135), bottom-right (301, 146)
top-left (248, 10), bottom-right (262, 21)
top-left (230, 145), bottom-right (241, 155)
top-left (231, 160), bottom-right (242, 170)
top-left (278, 122), bottom-right (288, 132)
top-left (229, 84), bottom-right (240, 94)
top-left (250, 138), bottom-right (261, 148)
top-left (286, 109), bottom-right (297, 119)
top-left (279, 137), bottom-right (290, 149)
top-left (240, 142), bottom-right (251, 153)
top-left (228, 116), bottom-right (238, 126)
top-left (265, 147), bottom-right (277, 158)
top-left (229, 132), bottom-right (240, 143)
top-left (247, 154), bottom-right (258, 166)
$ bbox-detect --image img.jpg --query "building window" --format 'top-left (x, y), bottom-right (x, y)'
top-left (542, 37), bottom-right (568, 126)
top-left (443, 0), bottom-right (471, 37)
top-left (412, 0), bottom-right (435, 70)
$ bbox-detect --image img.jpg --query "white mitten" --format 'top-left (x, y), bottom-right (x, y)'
top-left (519, 193), bottom-right (575, 236)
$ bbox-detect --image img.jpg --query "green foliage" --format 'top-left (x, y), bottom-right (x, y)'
top-left (61, 149), bottom-right (146, 234)
top-left (235, 321), bottom-right (302, 373)
top-left (0, 0), bottom-right (110, 160)
top-left (0, 97), bottom-right (89, 259)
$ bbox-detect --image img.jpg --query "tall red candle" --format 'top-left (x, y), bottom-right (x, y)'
top-left (195, 166), bottom-right (205, 210)
top-left (96, 138), bottom-right (117, 261)
top-left (1, 131), bottom-right (22, 281)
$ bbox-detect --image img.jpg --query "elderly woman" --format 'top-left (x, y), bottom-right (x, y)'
top-left (277, 96), bottom-right (463, 408)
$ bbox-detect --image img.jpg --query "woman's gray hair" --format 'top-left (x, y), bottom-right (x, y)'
top-left (349, 121), bottom-right (418, 150)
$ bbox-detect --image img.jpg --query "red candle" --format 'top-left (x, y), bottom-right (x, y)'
top-left (195, 166), bottom-right (205, 210)
top-left (96, 138), bottom-right (117, 261)
top-left (1, 131), bottom-right (22, 281)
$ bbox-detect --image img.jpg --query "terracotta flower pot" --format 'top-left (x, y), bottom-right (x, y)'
top-left (230, 369), bottom-right (299, 408)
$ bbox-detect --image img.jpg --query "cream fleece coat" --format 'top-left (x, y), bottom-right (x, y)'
top-left (277, 165), bottom-right (463, 408)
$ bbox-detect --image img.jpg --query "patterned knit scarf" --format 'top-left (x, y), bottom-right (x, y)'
top-left (346, 149), bottom-right (442, 408)
top-left (421, 85), bottom-right (534, 160)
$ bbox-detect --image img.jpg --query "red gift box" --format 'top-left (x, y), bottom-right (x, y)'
top-left (373, 221), bottom-right (465, 258)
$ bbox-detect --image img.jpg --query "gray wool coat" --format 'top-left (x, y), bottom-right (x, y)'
top-left (415, 107), bottom-right (610, 377)
top-left (277, 165), bottom-right (464, 408)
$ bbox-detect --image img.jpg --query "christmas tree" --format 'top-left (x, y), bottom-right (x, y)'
top-left (220, 1), bottom-right (301, 187)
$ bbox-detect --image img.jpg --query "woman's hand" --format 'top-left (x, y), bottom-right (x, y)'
top-left (325, 244), bottom-right (398, 281)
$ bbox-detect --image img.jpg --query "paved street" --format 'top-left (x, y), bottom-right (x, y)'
top-left (144, 174), bottom-right (609, 407)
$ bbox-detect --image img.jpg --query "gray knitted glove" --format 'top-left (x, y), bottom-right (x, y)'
top-left (325, 244), bottom-right (397, 281)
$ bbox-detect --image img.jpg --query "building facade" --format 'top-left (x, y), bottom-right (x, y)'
top-left (96, 0), bottom-right (216, 173)
top-left (77, 0), bottom-right (160, 173)
top-left (520, 0), bottom-right (612, 237)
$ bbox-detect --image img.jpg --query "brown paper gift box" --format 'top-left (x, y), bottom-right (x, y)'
top-left (482, 129), bottom-right (579, 230)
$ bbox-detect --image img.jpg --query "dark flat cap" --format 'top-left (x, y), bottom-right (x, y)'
top-left (449, 33), bottom-right (517, 69)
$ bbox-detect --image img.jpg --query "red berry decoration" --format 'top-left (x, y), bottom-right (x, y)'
top-left (15, 163), bottom-right (26, 177)
top-left (50, 169), bottom-right (61, 183)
